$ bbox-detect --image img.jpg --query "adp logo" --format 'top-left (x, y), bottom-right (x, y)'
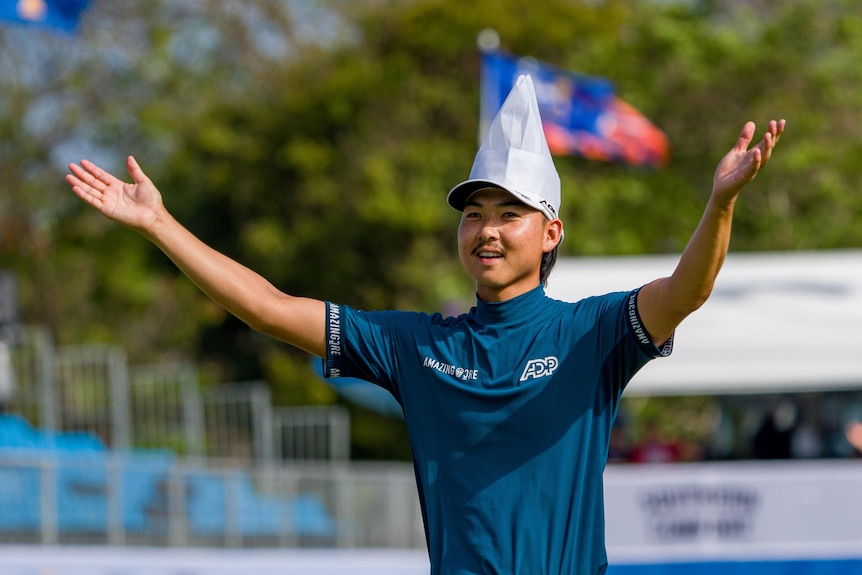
top-left (519, 356), bottom-right (559, 382)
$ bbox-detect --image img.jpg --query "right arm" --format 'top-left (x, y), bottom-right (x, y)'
top-left (66, 156), bottom-right (326, 357)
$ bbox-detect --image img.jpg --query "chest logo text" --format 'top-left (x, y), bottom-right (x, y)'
top-left (520, 356), bottom-right (559, 382)
top-left (422, 356), bottom-right (479, 381)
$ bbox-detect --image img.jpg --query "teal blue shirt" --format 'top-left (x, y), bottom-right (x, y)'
top-left (325, 285), bottom-right (670, 575)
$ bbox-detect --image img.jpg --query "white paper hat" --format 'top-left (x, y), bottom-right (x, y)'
top-left (447, 74), bottom-right (561, 220)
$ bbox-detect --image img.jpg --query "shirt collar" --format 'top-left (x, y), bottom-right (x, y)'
top-left (472, 284), bottom-right (547, 326)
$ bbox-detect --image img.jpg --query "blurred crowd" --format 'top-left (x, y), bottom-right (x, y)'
top-left (607, 400), bottom-right (862, 465)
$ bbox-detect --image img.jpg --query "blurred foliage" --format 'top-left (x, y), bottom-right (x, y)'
top-left (2, 0), bottom-right (862, 460)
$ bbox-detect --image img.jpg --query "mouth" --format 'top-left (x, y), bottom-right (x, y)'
top-left (472, 245), bottom-right (504, 263)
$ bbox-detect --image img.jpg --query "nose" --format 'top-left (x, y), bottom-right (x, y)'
top-left (478, 222), bottom-right (500, 243)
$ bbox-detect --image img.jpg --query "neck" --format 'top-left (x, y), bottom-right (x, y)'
top-left (476, 280), bottom-right (543, 303)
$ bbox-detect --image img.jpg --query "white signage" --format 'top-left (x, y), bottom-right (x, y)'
top-left (604, 460), bottom-right (862, 561)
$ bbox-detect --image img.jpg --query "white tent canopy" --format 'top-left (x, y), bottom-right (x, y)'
top-left (545, 250), bottom-right (862, 396)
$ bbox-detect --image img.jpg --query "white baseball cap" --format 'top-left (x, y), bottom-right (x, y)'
top-left (447, 74), bottom-right (561, 221)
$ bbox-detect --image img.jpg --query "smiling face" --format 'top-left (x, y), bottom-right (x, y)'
top-left (457, 188), bottom-right (563, 302)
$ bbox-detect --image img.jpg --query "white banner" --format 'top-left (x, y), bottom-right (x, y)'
top-left (0, 547), bottom-right (431, 575)
top-left (604, 460), bottom-right (862, 561)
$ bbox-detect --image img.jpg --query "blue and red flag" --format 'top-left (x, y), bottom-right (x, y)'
top-left (480, 50), bottom-right (669, 168)
top-left (0, 0), bottom-right (90, 33)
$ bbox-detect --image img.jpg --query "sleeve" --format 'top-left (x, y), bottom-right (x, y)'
top-left (626, 288), bottom-right (674, 359)
top-left (322, 301), bottom-right (407, 401)
top-left (591, 288), bottom-right (674, 408)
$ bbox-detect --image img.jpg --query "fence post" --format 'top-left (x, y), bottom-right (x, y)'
top-left (225, 468), bottom-right (241, 548)
top-left (38, 455), bottom-right (58, 545)
top-left (107, 453), bottom-right (125, 545)
top-left (109, 347), bottom-right (131, 450)
top-left (181, 367), bottom-right (205, 457)
top-left (167, 461), bottom-right (188, 547)
top-left (334, 464), bottom-right (356, 548)
top-left (330, 407), bottom-right (350, 461)
top-left (252, 385), bottom-right (273, 462)
top-left (33, 328), bottom-right (57, 434)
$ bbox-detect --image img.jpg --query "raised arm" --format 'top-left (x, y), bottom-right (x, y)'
top-left (637, 119), bottom-right (785, 345)
top-left (66, 156), bottom-right (327, 357)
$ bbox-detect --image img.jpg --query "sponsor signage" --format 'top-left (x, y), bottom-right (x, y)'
top-left (604, 460), bottom-right (862, 555)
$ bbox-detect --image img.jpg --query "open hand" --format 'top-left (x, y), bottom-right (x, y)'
top-left (66, 156), bottom-right (164, 234)
top-left (712, 119), bottom-right (785, 205)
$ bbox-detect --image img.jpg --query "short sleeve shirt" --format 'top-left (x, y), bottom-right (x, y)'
top-left (325, 285), bottom-right (671, 575)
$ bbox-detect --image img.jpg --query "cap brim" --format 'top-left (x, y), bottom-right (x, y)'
top-left (447, 179), bottom-right (565, 243)
top-left (446, 179), bottom-right (504, 211)
top-left (447, 179), bottom-right (558, 222)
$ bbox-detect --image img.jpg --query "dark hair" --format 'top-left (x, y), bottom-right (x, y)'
top-left (540, 244), bottom-right (559, 285)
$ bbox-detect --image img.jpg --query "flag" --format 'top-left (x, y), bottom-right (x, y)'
top-left (480, 50), bottom-right (669, 168)
top-left (0, 0), bottom-right (90, 33)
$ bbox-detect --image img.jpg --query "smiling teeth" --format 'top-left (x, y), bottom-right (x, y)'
top-left (479, 252), bottom-right (501, 258)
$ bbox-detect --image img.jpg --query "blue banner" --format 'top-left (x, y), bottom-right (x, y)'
top-left (609, 559), bottom-right (862, 575)
top-left (480, 50), bottom-right (669, 168)
top-left (0, 0), bottom-right (90, 33)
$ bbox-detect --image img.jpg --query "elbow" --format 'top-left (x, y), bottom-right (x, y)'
top-left (674, 290), bottom-right (710, 321)
top-left (233, 295), bottom-right (281, 338)
top-left (666, 275), bottom-right (715, 317)
top-left (688, 290), bottom-right (711, 313)
top-left (246, 309), bottom-right (282, 339)
top-left (662, 288), bottom-right (711, 331)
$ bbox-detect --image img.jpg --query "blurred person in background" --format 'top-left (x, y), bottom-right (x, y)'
top-left (629, 420), bottom-right (680, 464)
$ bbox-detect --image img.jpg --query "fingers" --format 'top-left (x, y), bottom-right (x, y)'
top-left (734, 119), bottom-right (785, 170)
top-left (758, 119), bottom-right (786, 165)
top-left (759, 119), bottom-right (785, 146)
top-left (771, 119), bottom-right (786, 146)
top-left (759, 131), bottom-right (774, 165)
top-left (67, 159), bottom-right (113, 192)
top-left (66, 159), bottom-right (125, 212)
top-left (66, 171), bottom-right (103, 210)
top-left (83, 159), bottom-right (117, 186)
top-left (738, 119), bottom-right (785, 149)
top-left (66, 161), bottom-right (107, 204)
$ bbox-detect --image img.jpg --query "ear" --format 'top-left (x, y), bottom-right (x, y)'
top-left (543, 219), bottom-right (563, 253)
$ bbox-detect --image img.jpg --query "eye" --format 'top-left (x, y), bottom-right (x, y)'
top-left (464, 210), bottom-right (481, 219)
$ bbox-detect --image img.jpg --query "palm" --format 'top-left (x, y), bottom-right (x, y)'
top-left (67, 157), bottom-right (164, 233)
top-left (101, 176), bottom-right (159, 227)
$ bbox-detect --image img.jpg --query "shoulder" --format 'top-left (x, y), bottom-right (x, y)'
top-left (331, 302), bottom-right (456, 331)
top-left (544, 290), bottom-right (632, 318)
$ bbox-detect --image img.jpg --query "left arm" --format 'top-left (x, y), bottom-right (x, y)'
top-left (637, 119), bottom-right (785, 344)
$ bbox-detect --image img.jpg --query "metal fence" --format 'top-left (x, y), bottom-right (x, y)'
top-left (273, 406), bottom-right (351, 462)
top-left (129, 361), bottom-right (205, 456)
top-left (0, 326), bottom-right (413, 548)
top-left (202, 383), bottom-right (274, 461)
top-left (5, 326), bottom-right (55, 430)
top-left (54, 344), bottom-right (131, 449)
top-left (5, 326), bottom-right (351, 464)
top-left (0, 453), bottom-right (424, 549)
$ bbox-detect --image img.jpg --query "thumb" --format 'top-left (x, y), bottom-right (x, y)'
top-left (734, 121), bottom-right (756, 152)
top-left (126, 155), bottom-right (147, 184)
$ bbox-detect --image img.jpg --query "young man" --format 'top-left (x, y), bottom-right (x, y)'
top-left (66, 75), bottom-right (783, 574)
